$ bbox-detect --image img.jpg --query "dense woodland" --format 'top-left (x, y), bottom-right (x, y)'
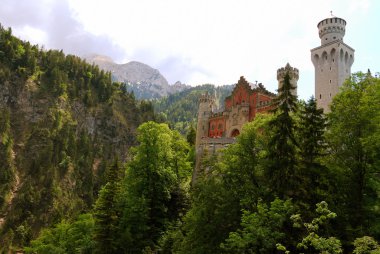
top-left (0, 24), bottom-right (380, 253)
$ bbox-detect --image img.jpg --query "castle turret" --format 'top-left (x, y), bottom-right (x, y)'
top-left (311, 16), bottom-right (354, 112)
top-left (193, 92), bottom-right (214, 183)
top-left (195, 92), bottom-right (214, 148)
top-left (277, 63), bottom-right (299, 97)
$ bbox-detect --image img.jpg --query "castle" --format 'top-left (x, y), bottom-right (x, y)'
top-left (193, 16), bottom-right (354, 181)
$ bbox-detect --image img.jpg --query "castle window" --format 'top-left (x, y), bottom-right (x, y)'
top-left (333, 58), bottom-right (335, 62)
top-left (330, 93), bottom-right (331, 97)
top-left (330, 67), bottom-right (332, 71)
top-left (320, 94), bottom-right (322, 99)
top-left (330, 80), bottom-right (332, 84)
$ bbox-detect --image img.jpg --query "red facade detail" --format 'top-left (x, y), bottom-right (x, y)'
top-left (207, 76), bottom-right (276, 138)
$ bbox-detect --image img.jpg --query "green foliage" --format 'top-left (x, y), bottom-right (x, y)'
top-left (265, 72), bottom-right (299, 199)
top-left (119, 122), bottom-right (191, 253)
top-left (278, 201), bottom-right (343, 254)
top-left (222, 198), bottom-right (295, 254)
top-left (296, 97), bottom-right (331, 208)
top-left (177, 173), bottom-right (239, 254)
top-left (353, 236), bottom-right (380, 254)
top-left (326, 72), bottom-right (380, 238)
top-left (297, 96), bottom-right (326, 165)
top-left (93, 159), bottom-right (122, 254)
top-left (24, 213), bottom-right (95, 254)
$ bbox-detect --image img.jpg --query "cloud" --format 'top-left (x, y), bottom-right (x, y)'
top-left (0, 0), bottom-right (126, 61)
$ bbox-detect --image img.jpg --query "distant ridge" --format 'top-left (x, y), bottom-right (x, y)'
top-left (85, 54), bottom-right (189, 99)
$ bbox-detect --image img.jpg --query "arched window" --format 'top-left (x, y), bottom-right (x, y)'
top-left (231, 129), bottom-right (240, 137)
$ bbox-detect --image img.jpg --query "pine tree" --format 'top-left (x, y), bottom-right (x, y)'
top-left (93, 159), bottom-right (122, 254)
top-left (298, 96), bottom-right (326, 165)
top-left (265, 71), bottom-right (298, 199)
top-left (297, 96), bottom-right (330, 208)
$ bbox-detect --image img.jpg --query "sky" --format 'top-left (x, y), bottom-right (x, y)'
top-left (1, 0), bottom-right (379, 100)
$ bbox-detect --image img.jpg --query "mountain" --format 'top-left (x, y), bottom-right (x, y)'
top-left (0, 25), bottom-right (155, 250)
top-left (85, 54), bottom-right (189, 99)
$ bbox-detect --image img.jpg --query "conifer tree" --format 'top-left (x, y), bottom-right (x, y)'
top-left (265, 71), bottom-right (298, 199)
top-left (298, 96), bottom-right (326, 165)
top-left (296, 96), bottom-right (330, 205)
top-left (93, 159), bottom-right (122, 254)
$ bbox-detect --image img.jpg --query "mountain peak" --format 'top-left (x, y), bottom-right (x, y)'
top-left (84, 54), bottom-right (114, 64)
top-left (84, 54), bottom-right (189, 99)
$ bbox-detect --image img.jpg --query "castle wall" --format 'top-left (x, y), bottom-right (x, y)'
top-left (209, 114), bottom-right (226, 137)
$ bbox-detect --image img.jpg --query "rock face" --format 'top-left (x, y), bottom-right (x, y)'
top-left (85, 54), bottom-right (189, 99)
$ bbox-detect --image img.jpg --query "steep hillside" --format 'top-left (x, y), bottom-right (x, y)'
top-left (0, 25), bottom-right (155, 249)
top-left (153, 84), bottom-right (233, 134)
top-left (85, 54), bottom-right (189, 99)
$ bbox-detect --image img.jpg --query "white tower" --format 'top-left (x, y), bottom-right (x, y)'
top-left (311, 16), bottom-right (354, 112)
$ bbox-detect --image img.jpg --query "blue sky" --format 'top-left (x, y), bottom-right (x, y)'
top-left (0, 0), bottom-right (379, 100)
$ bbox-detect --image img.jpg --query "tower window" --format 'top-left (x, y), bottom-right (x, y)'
top-left (320, 94), bottom-right (322, 99)
top-left (333, 58), bottom-right (335, 62)
top-left (330, 67), bottom-right (332, 71)
top-left (330, 80), bottom-right (332, 84)
top-left (330, 93), bottom-right (331, 97)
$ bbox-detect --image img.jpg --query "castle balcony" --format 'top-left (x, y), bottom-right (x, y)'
top-left (199, 137), bottom-right (236, 151)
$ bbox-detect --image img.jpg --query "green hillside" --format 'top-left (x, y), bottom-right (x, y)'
top-left (0, 24), bottom-right (155, 250)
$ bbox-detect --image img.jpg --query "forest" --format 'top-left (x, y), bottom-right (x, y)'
top-left (1, 23), bottom-right (380, 253)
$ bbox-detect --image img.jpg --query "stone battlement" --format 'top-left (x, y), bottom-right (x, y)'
top-left (317, 17), bottom-right (346, 45)
top-left (199, 92), bottom-right (214, 103)
top-left (277, 63), bottom-right (299, 81)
